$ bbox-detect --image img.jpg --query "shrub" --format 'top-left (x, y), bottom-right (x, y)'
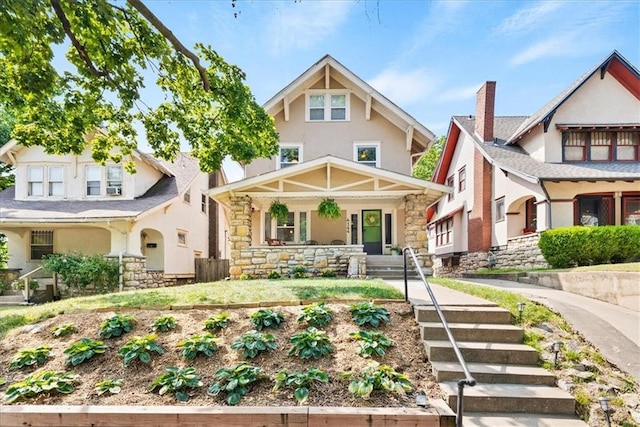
top-left (5, 370), bottom-right (78, 403)
top-left (151, 315), bottom-right (177, 332)
top-left (207, 363), bottom-right (266, 405)
top-left (118, 334), bottom-right (164, 367)
top-left (99, 313), bottom-right (136, 339)
top-left (349, 301), bottom-right (390, 327)
top-left (350, 330), bottom-right (394, 357)
top-left (9, 345), bottom-right (52, 370)
top-left (42, 252), bottom-right (119, 295)
top-left (343, 362), bottom-right (413, 399)
top-left (149, 366), bottom-right (202, 402)
top-left (94, 378), bottom-right (124, 396)
top-left (51, 323), bottom-right (77, 338)
top-left (289, 327), bottom-right (333, 359)
top-left (320, 269), bottom-right (336, 278)
top-left (250, 308), bottom-right (285, 331)
top-left (297, 302), bottom-right (333, 328)
top-left (238, 273), bottom-right (253, 280)
top-left (290, 265), bottom-right (308, 279)
top-left (203, 313), bottom-right (230, 331)
top-left (177, 333), bottom-right (219, 360)
top-left (231, 330), bottom-right (277, 359)
top-left (63, 338), bottom-right (106, 366)
top-left (267, 271), bottom-right (281, 279)
top-left (272, 367), bottom-right (328, 404)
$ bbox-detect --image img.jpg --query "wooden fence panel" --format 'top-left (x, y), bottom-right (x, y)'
top-left (195, 258), bottom-right (229, 283)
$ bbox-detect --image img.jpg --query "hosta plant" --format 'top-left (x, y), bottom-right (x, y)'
top-left (151, 315), bottom-right (177, 332)
top-left (297, 302), bottom-right (333, 328)
top-left (5, 370), bottom-right (79, 404)
top-left (51, 323), bottom-right (77, 338)
top-left (350, 330), bottom-right (395, 357)
top-left (149, 366), bottom-right (202, 402)
top-left (9, 345), bottom-right (52, 370)
top-left (343, 362), bottom-right (413, 399)
top-left (63, 338), bottom-right (106, 366)
top-left (231, 330), bottom-right (277, 359)
top-left (250, 308), bottom-right (285, 331)
top-left (94, 378), bottom-right (124, 396)
top-left (289, 327), bottom-right (333, 360)
top-left (118, 334), bottom-right (164, 367)
top-left (290, 265), bottom-right (308, 279)
top-left (207, 363), bottom-right (266, 405)
top-left (272, 367), bottom-right (328, 404)
top-left (99, 313), bottom-right (136, 339)
top-left (203, 312), bottom-right (230, 331)
top-left (349, 301), bottom-right (390, 328)
top-left (177, 333), bottom-right (219, 360)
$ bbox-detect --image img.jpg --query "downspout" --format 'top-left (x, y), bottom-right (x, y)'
top-left (539, 180), bottom-right (552, 229)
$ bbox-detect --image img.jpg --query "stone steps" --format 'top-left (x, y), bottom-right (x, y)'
top-left (419, 322), bottom-right (523, 343)
top-left (423, 340), bottom-right (540, 365)
top-left (430, 361), bottom-right (556, 385)
top-left (463, 413), bottom-right (588, 426)
top-left (415, 306), bottom-right (513, 324)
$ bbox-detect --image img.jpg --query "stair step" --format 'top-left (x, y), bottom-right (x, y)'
top-left (431, 361), bottom-right (556, 385)
top-left (424, 340), bottom-right (539, 365)
top-left (517, 277), bottom-right (534, 284)
top-left (440, 382), bottom-right (576, 415)
top-left (463, 413), bottom-right (587, 426)
top-left (420, 322), bottom-right (524, 343)
top-left (415, 306), bottom-right (513, 324)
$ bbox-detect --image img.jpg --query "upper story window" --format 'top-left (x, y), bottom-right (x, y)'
top-left (458, 166), bottom-right (466, 192)
top-left (86, 165), bottom-right (123, 196)
top-left (201, 193), bottom-right (207, 213)
top-left (28, 165), bottom-right (64, 197)
top-left (563, 130), bottom-right (640, 162)
top-left (48, 166), bottom-right (63, 196)
top-left (106, 165), bottom-right (122, 194)
top-left (446, 175), bottom-right (454, 201)
top-left (86, 166), bottom-right (101, 196)
top-left (354, 142), bottom-right (380, 167)
top-left (183, 189), bottom-right (191, 204)
top-left (27, 166), bottom-right (44, 196)
top-left (495, 197), bottom-right (505, 222)
top-left (278, 145), bottom-right (302, 169)
top-left (177, 230), bottom-right (187, 246)
top-left (306, 91), bottom-right (349, 121)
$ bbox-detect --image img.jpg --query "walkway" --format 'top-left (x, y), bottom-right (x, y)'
top-left (387, 278), bottom-right (640, 383)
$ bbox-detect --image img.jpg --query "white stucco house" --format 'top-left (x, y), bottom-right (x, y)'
top-left (428, 50), bottom-right (640, 276)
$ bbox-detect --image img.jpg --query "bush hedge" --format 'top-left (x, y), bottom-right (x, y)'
top-left (42, 252), bottom-right (119, 295)
top-left (538, 225), bottom-right (640, 268)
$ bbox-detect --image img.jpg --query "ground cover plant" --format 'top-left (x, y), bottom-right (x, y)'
top-left (94, 378), bottom-right (124, 396)
top-left (118, 334), bottom-right (164, 367)
top-left (99, 313), bottom-right (136, 339)
top-left (151, 315), bottom-right (177, 332)
top-left (250, 308), bottom-right (285, 331)
top-left (149, 366), bottom-right (203, 402)
top-left (63, 338), bottom-right (106, 366)
top-left (203, 312), bottom-right (230, 331)
top-left (272, 367), bottom-right (328, 404)
top-left (178, 333), bottom-right (219, 361)
top-left (231, 330), bottom-right (277, 359)
top-left (9, 346), bottom-right (52, 370)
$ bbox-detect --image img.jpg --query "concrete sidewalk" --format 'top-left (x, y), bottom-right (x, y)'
top-left (386, 278), bottom-right (640, 383)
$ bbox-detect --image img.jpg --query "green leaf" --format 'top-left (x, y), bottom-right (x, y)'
top-left (294, 386), bottom-right (309, 403)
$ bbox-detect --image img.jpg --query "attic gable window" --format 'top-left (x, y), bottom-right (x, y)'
top-left (354, 141), bottom-right (380, 167)
top-left (86, 166), bottom-right (102, 196)
top-left (48, 166), bottom-right (63, 196)
top-left (27, 166), bottom-right (44, 197)
top-left (306, 91), bottom-right (349, 121)
top-left (562, 130), bottom-right (640, 162)
top-left (278, 145), bottom-right (302, 169)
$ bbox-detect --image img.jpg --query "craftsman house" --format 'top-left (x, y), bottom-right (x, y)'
top-left (428, 50), bottom-right (640, 276)
top-left (209, 54), bottom-right (449, 279)
top-left (0, 136), bottom-right (223, 289)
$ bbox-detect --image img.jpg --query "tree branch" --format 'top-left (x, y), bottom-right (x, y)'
top-left (49, 0), bottom-right (112, 81)
top-left (126, 0), bottom-right (211, 92)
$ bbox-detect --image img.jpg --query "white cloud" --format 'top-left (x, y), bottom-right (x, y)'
top-left (368, 68), bottom-right (440, 106)
top-left (509, 34), bottom-right (574, 66)
top-left (267, 2), bottom-right (354, 54)
top-left (437, 83), bottom-right (483, 102)
top-left (495, 1), bottom-right (564, 37)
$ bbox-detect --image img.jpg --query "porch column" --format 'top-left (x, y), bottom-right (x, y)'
top-left (614, 192), bottom-right (622, 225)
top-left (228, 195), bottom-right (252, 279)
top-left (404, 194), bottom-right (431, 269)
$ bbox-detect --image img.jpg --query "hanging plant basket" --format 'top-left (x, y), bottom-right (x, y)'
top-left (269, 200), bottom-right (289, 222)
top-left (317, 198), bottom-right (341, 220)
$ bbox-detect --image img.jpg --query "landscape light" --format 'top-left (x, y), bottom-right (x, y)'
top-left (599, 397), bottom-right (611, 427)
top-left (517, 302), bottom-right (525, 321)
top-left (415, 390), bottom-right (427, 407)
top-left (552, 341), bottom-right (562, 368)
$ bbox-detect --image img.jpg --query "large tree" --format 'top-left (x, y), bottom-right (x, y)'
top-left (0, 107), bottom-right (14, 190)
top-left (413, 135), bottom-right (445, 181)
top-left (0, 0), bottom-right (279, 173)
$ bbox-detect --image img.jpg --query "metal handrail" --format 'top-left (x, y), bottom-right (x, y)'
top-left (402, 246), bottom-right (476, 427)
top-left (17, 266), bottom-right (43, 304)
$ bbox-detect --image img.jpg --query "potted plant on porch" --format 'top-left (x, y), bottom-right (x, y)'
top-left (269, 200), bottom-right (289, 222)
top-left (317, 198), bottom-right (341, 220)
top-left (390, 246), bottom-right (402, 256)
top-left (11, 278), bottom-right (39, 299)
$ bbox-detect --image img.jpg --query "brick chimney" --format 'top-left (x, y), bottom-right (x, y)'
top-left (475, 81), bottom-right (496, 142)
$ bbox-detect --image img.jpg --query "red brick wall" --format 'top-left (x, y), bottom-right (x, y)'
top-left (468, 149), bottom-right (492, 252)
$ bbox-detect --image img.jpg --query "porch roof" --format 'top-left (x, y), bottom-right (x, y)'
top-left (208, 155), bottom-right (450, 209)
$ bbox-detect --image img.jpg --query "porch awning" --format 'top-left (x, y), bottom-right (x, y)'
top-left (208, 155), bottom-right (450, 209)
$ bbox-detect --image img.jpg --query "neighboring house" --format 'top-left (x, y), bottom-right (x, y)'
top-left (210, 54), bottom-right (449, 279)
top-left (428, 50), bottom-right (640, 276)
top-left (0, 136), bottom-right (222, 288)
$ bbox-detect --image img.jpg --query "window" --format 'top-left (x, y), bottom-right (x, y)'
top-left (617, 132), bottom-right (639, 161)
top-left (27, 166), bottom-right (44, 196)
top-left (201, 194), bottom-right (207, 213)
top-left (447, 175), bottom-right (454, 201)
top-left (276, 212), bottom-right (295, 242)
top-left (86, 166), bottom-right (101, 196)
top-left (525, 198), bottom-right (537, 231)
top-left (265, 211), bottom-right (307, 243)
top-left (278, 145), bottom-right (302, 169)
top-left (563, 130), bottom-right (640, 162)
top-left (495, 197), bottom-right (505, 222)
top-left (623, 198), bottom-right (640, 226)
top-left (177, 230), bottom-right (187, 246)
top-left (307, 91), bottom-right (349, 121)
top-left (183, 189), bottom-right (191, 203)
top-left (590, 132), bottom-right (612, 161)
top-left (354, 142), bottom-right (380, 167)
top-left (107, 165), bottom-right (122, 193)
top-left (563, 132), bottom-right (587, 161)
top-left (436, 218), bottom-right (453, 247)
top-left (30, 230), bottom-right (53, 260)
top-left (48, 166), bottom-right (63, 196)
top-left (458, 167), bottom-right (466, 192)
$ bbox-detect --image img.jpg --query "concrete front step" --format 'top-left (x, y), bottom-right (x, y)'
top-left (424, 340), bottom-right (540, 365)
top-left (462, 413), bottom-right (587, 426)
top-left (431, 361), bottom-right (556, 385)
top-left (419, 322), bottom-right (524, 343)
top-left (415, 306), bottom-right (512, 324)
top-left (440, 382), bottom-right (576, 415)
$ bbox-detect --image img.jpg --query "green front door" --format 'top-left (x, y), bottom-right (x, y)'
top-left (362, 210), bottom-right (382, 255)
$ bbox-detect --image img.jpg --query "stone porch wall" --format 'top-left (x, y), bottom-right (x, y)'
top-left (404, 194), bottom-right (433, 269)
top-left (434, 233), bottom-right (548, 277)
top-left (114, 255), bottom-right (193, 291)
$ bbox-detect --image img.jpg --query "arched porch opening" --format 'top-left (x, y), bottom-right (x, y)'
top-left (140, 228), bottom-right (164, 271)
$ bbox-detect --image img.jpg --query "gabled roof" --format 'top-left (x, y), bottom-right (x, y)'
top-left (263, 54), bottom-right (436, 151)
top-left (209, 155), bottom-right (450, 207)
top-left (508, 50), bottom-right (640, 144)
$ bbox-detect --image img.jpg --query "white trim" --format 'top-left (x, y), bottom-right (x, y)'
top-left (305, 89), bottom-right (350, 122)
top-left (353, 141), bottom-right (381, 168)
top-left (277, 143), bottom-right (304, 170)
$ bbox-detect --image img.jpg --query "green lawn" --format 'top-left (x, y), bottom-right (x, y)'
top-left (0, 278), bottom-right (403, 338)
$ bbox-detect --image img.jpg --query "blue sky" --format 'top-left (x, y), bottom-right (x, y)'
top-left (142, 0), bottom-right (639, 142)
